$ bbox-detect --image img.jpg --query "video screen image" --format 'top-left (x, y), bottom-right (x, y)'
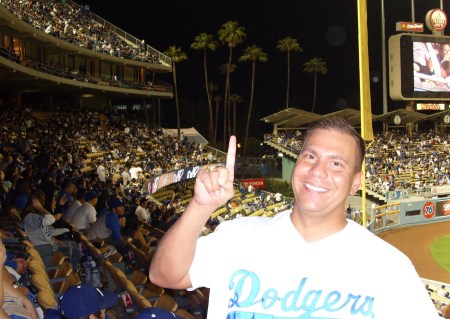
top-left (413, 41), bottom-right (450, 92)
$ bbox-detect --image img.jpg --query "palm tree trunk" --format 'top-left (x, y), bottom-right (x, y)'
top-left (286, 51), bottom-right (290, 109)
top-left (233, 102), bottom-right (236, 136)
top-left (244, 61), bottom-right (256, 158)
top-left (227, 84), bottom-right (231, 138)
top-left (172, 63), bottom-right (181, 140)
top-left (214, 100), bottom-right (219, 143)
top-left (203, 49), bottom-right (214, 142)
top-left (223, 47), bottom-right (233, 149)
top-left (312, 72), bottom-right (317, 113)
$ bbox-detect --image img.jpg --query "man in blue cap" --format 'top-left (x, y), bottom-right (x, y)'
top-left (86, 198), bottom-right (127, 256)
top-left (59, 284), bottom-right (118, 319)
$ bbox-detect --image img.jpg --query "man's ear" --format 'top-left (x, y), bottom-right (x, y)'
top-left (350, 171), bottom-right (363, 195)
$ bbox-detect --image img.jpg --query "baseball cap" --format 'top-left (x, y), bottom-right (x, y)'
top-left (85, 190), bottom-right (98, 202)
top-left (110, 198), bottom-right (125, 209)
top-left (44, 308), bottom-right (61, 319)
top-left (13, 195), bottom-right (28, 211)
top-left (59, 284), bottom-right (118, 319)
top-left (135, 308), bottom-right (182, 319)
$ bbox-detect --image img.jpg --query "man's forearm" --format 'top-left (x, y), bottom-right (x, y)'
top-left (149, 200), bottom-right (214, 289)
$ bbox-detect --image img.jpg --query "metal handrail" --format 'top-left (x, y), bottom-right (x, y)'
top-left (65, 0), bottom-right (171, 66)
top-left (0, 47), bottom-right (172, 93)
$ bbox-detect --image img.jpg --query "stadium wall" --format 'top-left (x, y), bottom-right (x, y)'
top-left (370, 197), bottom-right (450, 234)
top-left (281, 156), bottom-right (295, 182)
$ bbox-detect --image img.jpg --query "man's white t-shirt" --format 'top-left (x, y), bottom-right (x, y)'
top-left (189, 211), bottom-right (438, 318)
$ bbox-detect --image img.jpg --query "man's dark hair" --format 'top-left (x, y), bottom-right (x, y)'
top-left (300, 116), bottom-right (366, 172)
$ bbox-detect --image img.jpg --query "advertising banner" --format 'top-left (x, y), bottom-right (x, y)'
top-left (430, 185), bottom-right (450, 196)
top-left (148, 163), bottom-right (224, 194)
top-left (435, 199), bottom-right (450, 217)
top-left (242, 178), bottom-right (266, 189)
top-left (385, 190), bottom-right (409, 200)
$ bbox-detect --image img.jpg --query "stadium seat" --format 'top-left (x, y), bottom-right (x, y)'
top-left (36, 290), bottom-right (58, 311)
top-left (142, 282), bottom-right (164, 303)
top-left (153, 293), bottom-right (178, 312)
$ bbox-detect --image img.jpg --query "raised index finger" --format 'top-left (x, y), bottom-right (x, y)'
top-left (226, 136), bottom-right (236, 182)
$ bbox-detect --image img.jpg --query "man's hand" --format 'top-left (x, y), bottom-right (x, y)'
top-left (192, 136), bottom-right (236, 210)
top-left (58, 193), bottom-right (68, 206)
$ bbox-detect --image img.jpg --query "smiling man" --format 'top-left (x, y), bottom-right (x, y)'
top-left (150, 117), bottom-right (438, 318)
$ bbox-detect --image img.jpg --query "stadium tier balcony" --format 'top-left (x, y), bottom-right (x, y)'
top-left (0, 0), bottom-right (173, 100)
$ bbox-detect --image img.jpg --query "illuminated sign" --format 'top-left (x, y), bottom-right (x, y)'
top-left (426, 8), bottom-right (448, 32)
top-left (396, 21), bottom-right (424, 33)
top-left (242, 178), bottom-right (266, 189)
top-left (416, 103), bottom-right (446, 110)
top-left (436, 199), bottom-right (450, 217)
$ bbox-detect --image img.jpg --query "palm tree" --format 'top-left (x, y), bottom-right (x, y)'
top-left (239, 45), bottom-right (268, 158)
top-left (208, 82), bottom-right (219, 142)
top-left (213, 94), bottom-right (222, 143)
top-left (219, 63), bottom-right (237, 147)
top-left (190, 33), bottom-right (218, 142)
top-left (303, 57), bottom-right (327, 114)
top-left (218, 21), bottom-right (246, 148)
top-left (229, 93), bottom-right (244, 137)
top-left (276, 37), bottom-right (302, 109)
top-left (163, 46), bottom-right (187, 140)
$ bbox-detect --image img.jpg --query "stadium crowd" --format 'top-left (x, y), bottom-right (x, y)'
top-left (0, 0), bottom-right (162, 64)
top-left (0, 100), bottom-right (227, 318)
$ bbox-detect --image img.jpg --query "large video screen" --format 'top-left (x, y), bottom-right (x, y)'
top-left (389, 33), bottom-right (450, 100)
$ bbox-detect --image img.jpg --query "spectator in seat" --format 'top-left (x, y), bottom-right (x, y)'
top-left (65, 187), bottom-right (86, 222)
top-left (86, 198), bottom-right (127, 256)
top-left (135, 197), bottom-right (150, 224)
top-left (22, 190), bottom-right (82, 269)
top-left (71, 190), bottom-right (98, 232)
top-left (56, 181), bottom-right (76, 215)
top-left (59, 284), bottom-right (118, 319)
top-left (1, 239), bottom-right (38, 319)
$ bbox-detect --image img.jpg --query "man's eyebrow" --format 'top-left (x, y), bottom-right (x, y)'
top-left (300, 148), bottom-right (350, 165)
top-left (299, 147), bottom-right (316, 155)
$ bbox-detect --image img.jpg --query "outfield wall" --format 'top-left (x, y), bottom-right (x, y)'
top-left (370, 197), bottom-right (450, 234)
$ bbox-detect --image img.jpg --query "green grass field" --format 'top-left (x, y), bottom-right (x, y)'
top-left (430, 235), bottom-right (450, 273)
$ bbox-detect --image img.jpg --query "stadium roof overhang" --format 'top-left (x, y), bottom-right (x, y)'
top-left (373, 109), bottom-right (427, 125)
top-left (260, 108), bottom-right (322, 128)
top-left (260, 107), bottom-right (373, 128)
top-left (417, 109), bottom-right (450, 124)
top-left (320, 108), bottom-right (364, 126)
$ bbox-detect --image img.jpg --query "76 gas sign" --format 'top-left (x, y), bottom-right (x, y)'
top-left (422, 202), bottom-right (436, 219)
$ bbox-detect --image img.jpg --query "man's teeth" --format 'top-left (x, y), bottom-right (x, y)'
top-left (305, 183), bottom-right (327, 192)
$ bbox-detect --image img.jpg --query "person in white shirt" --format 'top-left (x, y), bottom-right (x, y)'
top-left (121, 167), bottom-right (132, 186)
top-left (274, 192), bottom-right (282, 202)
top-left (129, 164), bottom-right (143, 181)
top-left (135, 198), bottom-right (151, 224)
top-left (97, 162), bottom-right (106, 182)
top-left (71, 191), bottom-right (98, 231)
top-left (65, 188), bottom-right (86, 222)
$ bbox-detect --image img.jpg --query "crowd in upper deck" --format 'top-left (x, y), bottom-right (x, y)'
top-left (0, 0), bottom-right (162, 64)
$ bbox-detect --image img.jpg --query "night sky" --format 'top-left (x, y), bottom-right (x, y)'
top-left (80, 0), bottom-right (450, 137)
